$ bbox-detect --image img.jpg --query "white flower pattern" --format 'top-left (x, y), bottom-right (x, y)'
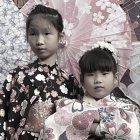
top-left (0, 109), bottom-right (5, 117)
top-left (96, 0), bottom-right (111, 10)
top-left (60, 84), bottom-right (68, 94)
top-left (35, 74), bottom-right (46, 81)
top-left (92, 11), bottom-right (104, 23)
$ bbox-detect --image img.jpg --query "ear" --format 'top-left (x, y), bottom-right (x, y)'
top-left (58, 32), bottom-right (66, 48)
top-left (114, 72), bottom-right (119, 87)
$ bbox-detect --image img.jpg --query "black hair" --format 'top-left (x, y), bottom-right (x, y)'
top-left (79, 47), bottom-right (117, 82)
top-left (26, 4), bottom-right (63, 38)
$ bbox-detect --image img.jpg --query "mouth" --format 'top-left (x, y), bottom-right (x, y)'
top-left (37, 48), bottom-right (46, 50)
top-left (94, 86), bottom-right (104, 90)
top-left (37, 48), bottom-right (46, 53)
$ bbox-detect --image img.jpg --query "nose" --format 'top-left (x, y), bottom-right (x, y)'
top-left (94, 74), bottom-right (102, 84)
top-left (36, 35), bottom-right (44, 46)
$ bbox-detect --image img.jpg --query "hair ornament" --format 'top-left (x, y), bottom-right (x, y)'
top-left (92, 41), bottom-right (119, 63)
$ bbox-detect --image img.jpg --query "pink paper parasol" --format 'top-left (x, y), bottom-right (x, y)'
top-left (119, 0), bottom-right (140, 41)
top-left (20, 0), bottom-right (132, 81)
top-left (118, 0), bottom-right (140, 78)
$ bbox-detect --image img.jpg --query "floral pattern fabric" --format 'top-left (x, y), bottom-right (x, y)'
top-left (0, 59), bottom-right (83, 140)
top-left (43, 92), bottom-right (140, 140)
top-left (0, 0), bottom-right (33, 88)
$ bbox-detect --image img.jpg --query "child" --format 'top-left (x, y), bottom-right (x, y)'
top-left (0, 5), bottom-right (83, 139)
top-left (43, 41), bottom-right (140, 140)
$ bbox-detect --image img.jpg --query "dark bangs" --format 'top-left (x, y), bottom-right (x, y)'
top-left (79, 48), bottom-right (117, 75)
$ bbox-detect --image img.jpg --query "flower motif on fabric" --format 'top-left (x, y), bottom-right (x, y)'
top-left (44, 127), bottom-right (55, 140)
top-left (42, 66), bottom-right (49, 73)
top-left (92, 11), bottom-right (104, 23)
top-left (17, 71), bottom-right (25, 84)
top-left (119, 108), bottom-right (131, 123)
top-left (102, 122), bottom-right (131, 139)
top-left (66, 125), bottom-right (88, 140)
top-left (60, 84), bottom-right (68, 94)
top-left (30, 95), bottom-right (37, 104)
top-left (34, 88), bottom-right (40, 96)
top-left (54, 109), bottom-right (72, 126)
top-left (12, 105), bottom-right (21, 113)
top-left (72, 101), bottom-right (83, 112)
top-left (72, 114), bottom-right (89, 130)
top-left (27, 68), bottom-right (37, 76)
top-left (3, 122), bottom-right (6, 131)
top-left (96, 0), bottom-right (111, 10)
top-left (38, 67), bottom-right (44, 72)
top-left (10, 89), bottom-right (17, 102)
top-left (50, 90), bottom-right (58, 98)
top-left (0, 109), bottom-right (5, 117)
top-left (49, 74), bottom-right (55, 80)
top-left (35, 74), bottom-right (45, 82)
top-left (20, 100), bottom-right (27, 116)
top-left (51, 69), bottom-right (57, 75)
top-left (19, 118), bottom-right (26, 127)
top-left (81, 110), bottom-right (98, 122)
top-left (0, 132), bottom-right (5, 140)
top-left (46, 92), bottom-right (51, 99)
top-left (99, 107), bottom-right (114, 122)
top-left (55, 98), bottom-right (73, 109)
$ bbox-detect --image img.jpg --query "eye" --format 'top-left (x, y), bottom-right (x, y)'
top-left (28, 30), bottom-right (37, 36)
top-left (102, 72), bottom-right (109, 75)
top-left (87, 73), bottom-right (94, 76)
top-left (29, 32), bottom-right (36, 36)
top-left (45, 32), bottom-right (50, 35)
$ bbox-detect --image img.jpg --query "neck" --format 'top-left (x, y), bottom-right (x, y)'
top-left (39, 54), bottom-right (57, 66)
top-left (83, 95), bottom-right (97, 105)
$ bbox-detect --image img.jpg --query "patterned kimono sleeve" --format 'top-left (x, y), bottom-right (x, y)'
top-left (0, 70), bottom-right (17, 139)
top-left (95, 105), bottom-right (139, 140)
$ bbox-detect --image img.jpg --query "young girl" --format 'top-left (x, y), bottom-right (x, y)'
top-left (43, 41), bottom-right (140, 140)
top-left (0, 5), bottom-right (83, 139)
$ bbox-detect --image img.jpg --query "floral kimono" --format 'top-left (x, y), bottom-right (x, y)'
top-left (0, 59), bottom-right (83, 140)
top-left (43, 90), bottom-right (140, 140)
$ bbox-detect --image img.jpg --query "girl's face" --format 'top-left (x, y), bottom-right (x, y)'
top-left (27, 14), bottom-right (62, 65)
top-left (83, 71), bottom-right (118, 99)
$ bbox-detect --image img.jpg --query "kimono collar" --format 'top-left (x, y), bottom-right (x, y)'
top-left (33, 59), bottom-right (59, 70)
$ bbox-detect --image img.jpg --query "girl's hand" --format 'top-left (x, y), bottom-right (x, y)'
top-left (93, 111), bottom-right (100, 123)
top-left (89, 122), bottom-right (99, 134)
